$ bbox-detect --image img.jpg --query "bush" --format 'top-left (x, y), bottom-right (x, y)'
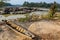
top-left (30, 14), bottom-right (39, 21)
top-left (41, 13), bottom-right (54, 20)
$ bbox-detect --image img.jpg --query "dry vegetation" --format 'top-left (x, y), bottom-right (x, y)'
top-left (18, 12), bottom-right (60, 22)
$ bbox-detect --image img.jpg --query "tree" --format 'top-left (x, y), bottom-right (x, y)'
top-left (0, 2), bottom-right (4, 7)
top-left (23, 1), bottom-right (60, 8)
top-left (49, 1), bottom-right (57, 17)
top-left (23, 1), bottom-right (30, 7)
top-left (0, 0), bottom-right (10, 7)
top-left (0, 0), bottom-right (10, 2)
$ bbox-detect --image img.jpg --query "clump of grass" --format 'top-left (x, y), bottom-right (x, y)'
top-left (30, 14), bottom-right (39, 21)
top-left (41, 13), bottom-right (54, 20)
top-left (3, 14), bottom-right (11, 17)
top-left (19, 14), bottom-right (30, 22)
top-left (19, 18), bottom-right (29, 22)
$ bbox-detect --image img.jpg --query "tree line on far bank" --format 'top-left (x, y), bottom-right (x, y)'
top-left (0, 2), bottom-right (12, 7)
top-left (0, 0), bottom-right (12, 7)
top-left (0, 0), bottom-right (60, 8)
top-left (22, 1), bottom-right (60, 8)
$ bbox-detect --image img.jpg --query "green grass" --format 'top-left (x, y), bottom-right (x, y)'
top-left (2, 13), bottom-right (29, 17)
top-left (19, 14), bottom-right (30, 22)
top-left (19, 18), bottom-right (28, 22)
top-left (3, 14), bottom-right (12, 17)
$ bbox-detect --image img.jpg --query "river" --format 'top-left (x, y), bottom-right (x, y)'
top-left (0, 11), bottom-right (48, 21)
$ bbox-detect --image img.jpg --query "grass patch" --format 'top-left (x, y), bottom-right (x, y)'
top-left (2, 13), bottom-right (28, 17)
top-left (19, 14), bottom-right (30, 22)
top-left (3, 14), bottom-right (12, 17)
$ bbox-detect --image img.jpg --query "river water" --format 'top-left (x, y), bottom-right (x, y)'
top-left (30, 11), bottom-right (48, 15)
top-left (0, 11), bottom-right (48, 21)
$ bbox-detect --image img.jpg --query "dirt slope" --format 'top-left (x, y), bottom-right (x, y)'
top-left (29, 21), bottom-right (60, 40)
top-left (0, 25), bottom-right (32, 40)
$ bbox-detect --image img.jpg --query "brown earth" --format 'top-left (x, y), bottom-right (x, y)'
top-left (28, 20), bottom-right (60, 40)
top-left (1, 20), bottom-right (60, 40)
top-left (0, 25), bottom-right (32, 40)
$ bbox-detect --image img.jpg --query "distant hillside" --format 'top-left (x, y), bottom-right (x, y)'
top-left (4, 3), bottom-right (12, 6)
top-left (0, 2), bottom-right (12, 7)
top-left (3, 5), bottom-right (21, 8)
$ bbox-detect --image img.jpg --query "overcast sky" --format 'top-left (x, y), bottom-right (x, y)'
top-left (7, 0), bottom-right (60, 5)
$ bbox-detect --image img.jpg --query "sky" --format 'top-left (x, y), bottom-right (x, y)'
top-left (7, 0), bottom-right (60, 5)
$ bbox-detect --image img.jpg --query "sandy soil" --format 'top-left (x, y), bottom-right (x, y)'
top-left (0, 25), bottom-right (32, 40)
top-left (29, 20), bottom-right (60, 40)
top-left (1, 20), bottom-right (60, 40)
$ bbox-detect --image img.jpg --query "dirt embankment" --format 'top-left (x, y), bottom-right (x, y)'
top-left (1, 20), bottom-right (60, 40)
top-left (0, 25), bottom-right (32, 40)
top-left (29, 20), bottom-right (60, 40)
